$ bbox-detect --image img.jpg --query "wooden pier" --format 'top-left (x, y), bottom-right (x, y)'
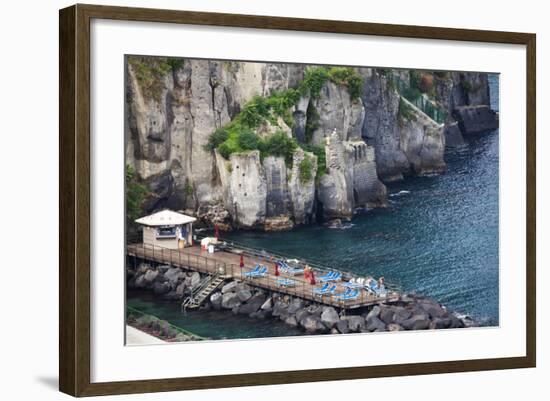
top-left (127, 242), bottom-right (400, 310)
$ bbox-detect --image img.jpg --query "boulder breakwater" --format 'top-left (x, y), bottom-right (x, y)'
top-left (127, 262), bottom-right (473, 337)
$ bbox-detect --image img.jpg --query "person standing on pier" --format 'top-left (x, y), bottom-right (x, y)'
top-left (309, 269), bottom-right (316, 285)
top-left (304, 264), bottom-right (313, 282)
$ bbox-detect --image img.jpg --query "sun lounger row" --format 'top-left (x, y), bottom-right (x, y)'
top-left (276, 260), bottom-right (304, 276)
top-left (314, 284), bottom-right (361, 300)
top-left (243, 264), bottom-right (268, 278)
top-left (318, 271), bottom-right (342, 282)
top-left (276, 278), bottom-right (296, 287)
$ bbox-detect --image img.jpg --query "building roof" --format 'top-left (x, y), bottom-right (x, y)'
top-left (135, 210), bottom-right (197, 227)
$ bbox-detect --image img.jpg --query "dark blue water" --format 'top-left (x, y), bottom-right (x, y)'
top-left (127, 74), bottom-right (500, 337)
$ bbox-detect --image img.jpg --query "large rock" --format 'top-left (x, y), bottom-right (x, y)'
top-left (387, 323), bottom-right (404, 331)
top-left (175, 282), bottom-right (187, 297)
top-left (221, 281), bottom-right (239, 294)
top-left (392, 307), bottom-right (412, 324)
top-left (157, 265), bottom-right (171, 274)
top-left (379, 307), bottom-right (395, 325)
top-left (153, 281), bottom-right (171, 295)
top-left (444, 122), bottom-right (465, 147)
top-left (221, 292), bottom-right (242, 309)
top-left (301, 315), bottom-right (324, 333)
top-left (284, 315), bottom-right (299, 327)
top-left (366, 316), bottom-right (386, 332)
top-left (210, 292), bottom-right (223, 310)
top-left (453, 105), bottom-right (498, 134)
top-left (418, 299), bottom-right (447, 319)
top-left (287, 299), bottom-right (305, 315)
top-left (401, 314), bottom-right (431, 330)
top-left (366, 305), bottom-right (381, 320)
top-left (295, 308), bottom-right (310, 325)
top-left (346, 316), bottom-right (366, 332)
top-left (164, 267), bottom-right (184, 284)
top-left (143, 270), bottom-right (159, 284)
top-left (449, 314), bottom-right (466, 329)
top-left (238, 294), bottom-right (266, 315)
top-left (137, 263), bottom-right (152, 274)
top-left (272, 301), bottom-right (289, 318)
top-left (186, 272), bottom-right (201, 291)
top-left (336, 319), bottom-right (350, 334)
top-left (429, 317), bottom-right (452, 329)
top-left (134, 274), bottom-right (147, 288)
top-left (320, 307), bottom-right (340, 329)
top-left (237, 289), bottom-right (253, 303)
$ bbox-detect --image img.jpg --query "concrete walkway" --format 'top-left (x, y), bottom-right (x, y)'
top-left (126, 325), bottom-right (166, 346)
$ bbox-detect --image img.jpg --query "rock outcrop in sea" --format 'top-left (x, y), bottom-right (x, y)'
top-left (126, 59), bottom-right (497, 229)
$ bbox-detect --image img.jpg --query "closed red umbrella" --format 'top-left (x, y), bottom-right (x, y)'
top-left (239, 254), bottom-right (244, 268)
top-left (214, 224), bottom-right (220, 240)
top-left (274, 262), bottom-right (280, 276)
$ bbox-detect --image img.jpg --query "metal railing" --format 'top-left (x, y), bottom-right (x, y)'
top-left (194, 233), bottom-right (402, 294)
top-left (393, 76), bottom-right (446, 124)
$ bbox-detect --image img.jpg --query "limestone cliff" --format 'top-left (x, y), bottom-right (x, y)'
top-left (125, 57), bottom-right (495, 228)
top-left (433, 71), bottom-right (498, 143)
top-left (360, 69), bottom-right (445, 181)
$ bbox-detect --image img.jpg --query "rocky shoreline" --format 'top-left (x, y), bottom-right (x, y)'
top-left (127, 307), bottom-right (206, 342)
top-left (127, 262), bottom-right (475, 338)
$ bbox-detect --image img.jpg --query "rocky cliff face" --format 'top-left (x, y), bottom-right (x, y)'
top-left (433, 71), bottom-right (498, 145)
top-left (126, 58), bottom-right (495, 229)
top-left (360, 69), bottom-right (445, 181)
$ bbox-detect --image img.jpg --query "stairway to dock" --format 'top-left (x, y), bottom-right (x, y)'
top-left (182, 274), bottom-right (226, 311)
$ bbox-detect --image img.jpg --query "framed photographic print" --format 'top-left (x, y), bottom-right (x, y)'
top-left (59, 4), bottom-right (536, 397)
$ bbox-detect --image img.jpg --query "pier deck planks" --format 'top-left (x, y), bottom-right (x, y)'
top-left (127, 243), bottom-right (400, 309)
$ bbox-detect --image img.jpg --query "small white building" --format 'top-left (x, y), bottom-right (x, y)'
top-left (135, 210), bottom-right (196, 250)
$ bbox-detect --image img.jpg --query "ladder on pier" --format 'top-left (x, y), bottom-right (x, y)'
top-left (182, 274), bottom-right (226, 311)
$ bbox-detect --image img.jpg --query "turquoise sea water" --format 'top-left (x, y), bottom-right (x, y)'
top-left (127, 75), bottom-right (500, 338)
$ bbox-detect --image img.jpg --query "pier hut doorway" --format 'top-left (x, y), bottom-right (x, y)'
top-left (135, 210), bottom-right (196, 250)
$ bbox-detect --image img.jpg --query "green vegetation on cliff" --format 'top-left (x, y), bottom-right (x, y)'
top-left (398, 98), bottom-right (417, 125)
top-left (203, 89), bottom-right (300, 165)
top-left (299, 66), bottom-right (363, 100)
top-left (127, 56), bottom-right (184, 101)
top-left (299, 144), bottom-right (327, 180)
top-left (125, 165), bottom-right (148, 223)
top-left (298, 155), bottom-right (314, 183)
top-left (204, 65), bottom-right (362, 178)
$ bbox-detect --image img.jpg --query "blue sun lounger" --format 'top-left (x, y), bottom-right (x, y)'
top-left (276, 278), bottom-right (296, 287)
top-left (277, 260), bottom-right (304, 276)
top-left (243, 265), bottom-right (260, 276)
top-left (342, 281), bottom-right (364, 288)
top-left (244, 265), bottom-right (267, 278)
top-left (333, 288), bottom-right (360, 300)
top-left (313, 283), bottom-right (337, 296)
top-left (319, 271), bottom-right (342, 282)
